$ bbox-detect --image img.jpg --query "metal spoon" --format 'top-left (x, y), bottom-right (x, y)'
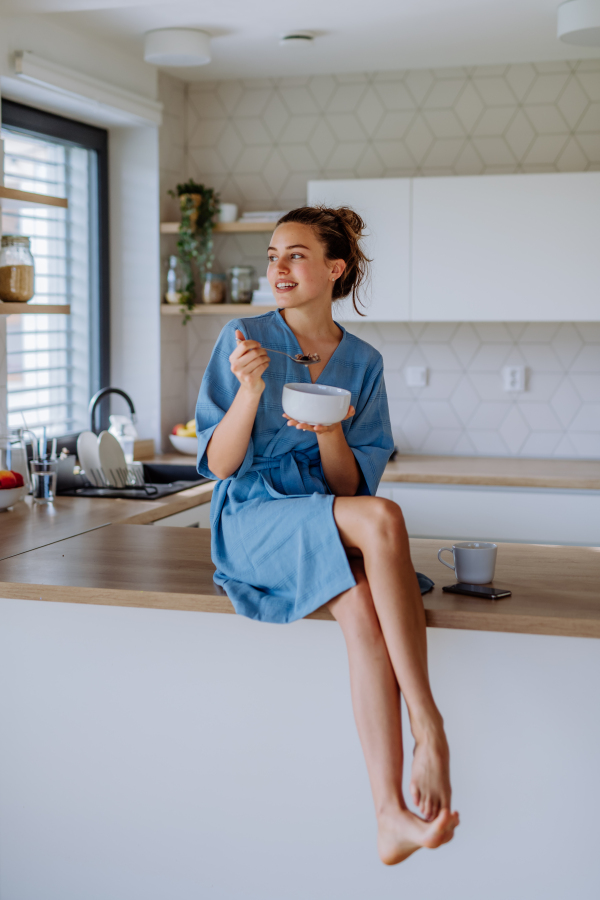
top-left (265, 347), bottom-right (321, 365)
top-left (236, 338), bottom-right (320, 366)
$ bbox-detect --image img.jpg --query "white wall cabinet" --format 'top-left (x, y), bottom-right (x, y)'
top-left (308, 172), bottom-right (600, 322)
top-left (411, 172), bottom-right (600, 322)
top-left (307, 178), bottom-right (410, 322)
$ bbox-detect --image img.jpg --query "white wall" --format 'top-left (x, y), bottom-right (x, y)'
top-left (109, 126), bottom-right (161, 445)
top-left (0, 14), bottom-right (156, 104)
top-left (158, 73), bottom-right (188, 447)
top-left (0, 12), bottom-right (162, 442)
top-left (1, 595), bottom-right (599, 900)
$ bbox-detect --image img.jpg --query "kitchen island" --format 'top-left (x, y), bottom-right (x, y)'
top-left (0, 456), bottom-right (598, 900)
top-left (0, 524), bottom-right (599, 639)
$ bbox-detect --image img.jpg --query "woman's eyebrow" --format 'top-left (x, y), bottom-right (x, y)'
top-left (267, 244), bottom-right (310, 251)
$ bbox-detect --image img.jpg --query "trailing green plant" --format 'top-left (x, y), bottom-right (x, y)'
top-left (168, 180), bottom-right (220, 324)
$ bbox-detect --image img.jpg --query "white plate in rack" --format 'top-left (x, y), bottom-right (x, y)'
top-left (77, 430), bottom-right (102, 486)
top-left (98, 431), bottom-right (128, 487)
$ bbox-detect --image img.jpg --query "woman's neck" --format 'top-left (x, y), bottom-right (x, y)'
top-left (280, 297), bottom-right (342, 344)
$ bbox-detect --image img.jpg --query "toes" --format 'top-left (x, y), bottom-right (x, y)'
top-left (410, 781), bottom-right (421, 807)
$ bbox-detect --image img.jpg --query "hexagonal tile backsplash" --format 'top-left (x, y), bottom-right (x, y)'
top-left (182, 317), bottom-right (600, 459)
top-left (186, 60), bottom-right (600, 216)
top-left (159, 61), bottom-right (600, 458)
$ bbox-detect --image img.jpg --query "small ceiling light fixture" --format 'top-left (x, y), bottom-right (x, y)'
top-left (558, 0), bottom-right (600, 45)
top-left (279, 31), bottom-right (315, 47)
top-left (144, 28), bottom-right (211, 66)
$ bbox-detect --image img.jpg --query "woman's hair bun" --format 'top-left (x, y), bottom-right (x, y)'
top-left (276, 205), bottom-right (370, 315)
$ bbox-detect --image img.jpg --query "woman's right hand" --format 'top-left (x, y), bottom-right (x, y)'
top-left (229, 329), bottom-right (270, 393)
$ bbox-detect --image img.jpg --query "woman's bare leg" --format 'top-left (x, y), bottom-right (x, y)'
top-left (329, 560), bottom-right (459, 864)
top-left (333, 496), bottom-right (455, 822)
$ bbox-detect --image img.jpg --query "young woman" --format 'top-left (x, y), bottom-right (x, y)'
top-left (196, 206), bottom-right (459, 865)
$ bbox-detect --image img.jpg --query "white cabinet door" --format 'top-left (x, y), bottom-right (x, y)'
top-left (307, 178), bottom-right (410, 322)
top-left (411, 172), bottom-right (600, 321)
top-left (151, 503), bottom-right (211, 528)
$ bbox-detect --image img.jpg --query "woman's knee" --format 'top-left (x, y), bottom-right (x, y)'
top-left (366, 497), bottom-right (407, 540)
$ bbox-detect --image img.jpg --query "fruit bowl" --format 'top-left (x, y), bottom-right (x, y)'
top-left (0, 486), bottom-right (28, 511)
top-left (169, 434), bottom-right (198, 455)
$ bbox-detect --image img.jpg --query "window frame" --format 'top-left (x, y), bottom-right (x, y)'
top-left (1, 99), bottom-right (110, 419)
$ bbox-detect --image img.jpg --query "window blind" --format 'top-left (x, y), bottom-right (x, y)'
top-left (2, 127), bottom-right (94, 437)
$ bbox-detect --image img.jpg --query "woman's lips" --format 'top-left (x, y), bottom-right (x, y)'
top-left (275, 281), bottom-right (298, 293)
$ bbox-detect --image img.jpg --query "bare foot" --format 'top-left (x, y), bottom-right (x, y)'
top-left (378, 807), bottom-right (459, 866)
top-left (410, 728), bottom-right (451, 821)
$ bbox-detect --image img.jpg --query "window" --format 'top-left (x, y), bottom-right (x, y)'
top-left (1, 100), bottom-right (108, 437)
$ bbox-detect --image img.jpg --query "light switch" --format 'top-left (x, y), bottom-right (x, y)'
top-left (502, 365), bottom-right (526, 392)
top-left (405, 366), bottom-right (428, 387)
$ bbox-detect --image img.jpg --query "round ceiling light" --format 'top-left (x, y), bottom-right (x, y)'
top-left (144, 28), bottom-right (211, 66)
top-left (558, 0), bottom-right (600, 45)
top-left (279, 31), bottom-right (315, 47)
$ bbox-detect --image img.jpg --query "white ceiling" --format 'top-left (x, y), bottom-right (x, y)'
top-left (2, 0), bottom-right (600, 81)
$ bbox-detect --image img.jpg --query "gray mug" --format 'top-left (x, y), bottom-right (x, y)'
top-left (438, 541), bottom-right (497, 584)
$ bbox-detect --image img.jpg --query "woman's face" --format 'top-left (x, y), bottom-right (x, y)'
top-left (267, 222), bottom-right (345, 310)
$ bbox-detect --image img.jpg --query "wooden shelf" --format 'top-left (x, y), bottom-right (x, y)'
top-left (161, 303), bottom-right (276, 317)
top-left (0, 186), bottom-right (68, 209)
top-left (0, 303), bottom-right (70, 315)
top-left (160, 220), bottom-right (275, 234)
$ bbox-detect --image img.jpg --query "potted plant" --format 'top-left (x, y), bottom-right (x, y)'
top-left (168, 180), bottom-right (220, 323)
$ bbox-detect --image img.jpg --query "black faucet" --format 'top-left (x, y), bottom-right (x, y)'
top-left (88, 387), bottom-right (136, 434)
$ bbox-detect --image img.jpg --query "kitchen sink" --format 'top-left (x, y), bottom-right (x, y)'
top-left (58, 461), bottom-right (210, 500)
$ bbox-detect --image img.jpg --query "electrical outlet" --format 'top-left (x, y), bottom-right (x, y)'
top-left (405, 366), bottom-right (428, 387)
top-left (502, 365), bottom-right (526, 392)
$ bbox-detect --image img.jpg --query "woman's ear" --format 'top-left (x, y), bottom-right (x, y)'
top-left (330, 259), bottom-right (346, 282)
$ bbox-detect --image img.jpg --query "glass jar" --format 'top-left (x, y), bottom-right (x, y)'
top-left (0, 235), bottom-right (35, 303)
top-left (165, 255), bottom-right (183, 305)
top-left (202, 272), bottom-right (226, 304)
top-left (227, 266), bottom-right (254, 304)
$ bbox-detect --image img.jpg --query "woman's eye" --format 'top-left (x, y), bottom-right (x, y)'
top-left (268, 255), bottom-right (277, 262)
top-left (291, 254), bottom-right (303, 259)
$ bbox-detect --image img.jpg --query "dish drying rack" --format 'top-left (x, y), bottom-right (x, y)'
top-left (78, 462), bottom-right (161, 497)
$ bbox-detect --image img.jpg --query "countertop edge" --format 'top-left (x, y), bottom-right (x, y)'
top-left (0, 581), bottom-right (236, 615)
top-left (3, 581), bottom-right (599, 638)
top-left (380, 473), bottom-right (600, 490)
top-left (113, 482), bottom-right (214, 525)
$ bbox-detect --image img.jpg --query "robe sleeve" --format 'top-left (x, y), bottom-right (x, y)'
top-left (195, 319), bottom-right (255, 480)
top-left (344, 356), bottom-right (394, 496)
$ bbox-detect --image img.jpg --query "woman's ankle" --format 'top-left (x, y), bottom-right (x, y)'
top-left (410, 706), bottom-right (445, 743)
top-left (375, 797), bottom-right (408, 822)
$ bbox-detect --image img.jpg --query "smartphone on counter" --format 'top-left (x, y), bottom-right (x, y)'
top-left (442, 583), bottom-right (512, 600)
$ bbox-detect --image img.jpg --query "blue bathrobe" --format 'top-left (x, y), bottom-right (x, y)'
top-left (196, 309), bottom-right (395, 623)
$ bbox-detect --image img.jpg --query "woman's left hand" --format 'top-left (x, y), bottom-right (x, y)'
top-left (283, 406), bottom-right (355, 435)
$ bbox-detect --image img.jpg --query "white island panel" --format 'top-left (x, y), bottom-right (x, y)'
top-left (1, 597), bottom-right (599, 900)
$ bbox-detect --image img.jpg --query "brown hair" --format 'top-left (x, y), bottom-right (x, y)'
top-left (276, 206), bottom-right (370, 315)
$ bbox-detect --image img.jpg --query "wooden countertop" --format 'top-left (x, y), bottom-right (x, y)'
top-left (0, 482), bottom-right (214, 561)
top-left (382, 455), bottom-right (600, 490)
top-left (156, 452), bottom-right (600, 490)
top-left (1, 525), bottom-right (598, 639)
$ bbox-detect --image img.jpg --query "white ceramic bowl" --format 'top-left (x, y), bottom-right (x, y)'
top-left (282, 383), bottom-right (351, 426)
top-left (169, 434), bottom-right (198, 455)
top-left (0, 486), bottom-right (28, 511)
